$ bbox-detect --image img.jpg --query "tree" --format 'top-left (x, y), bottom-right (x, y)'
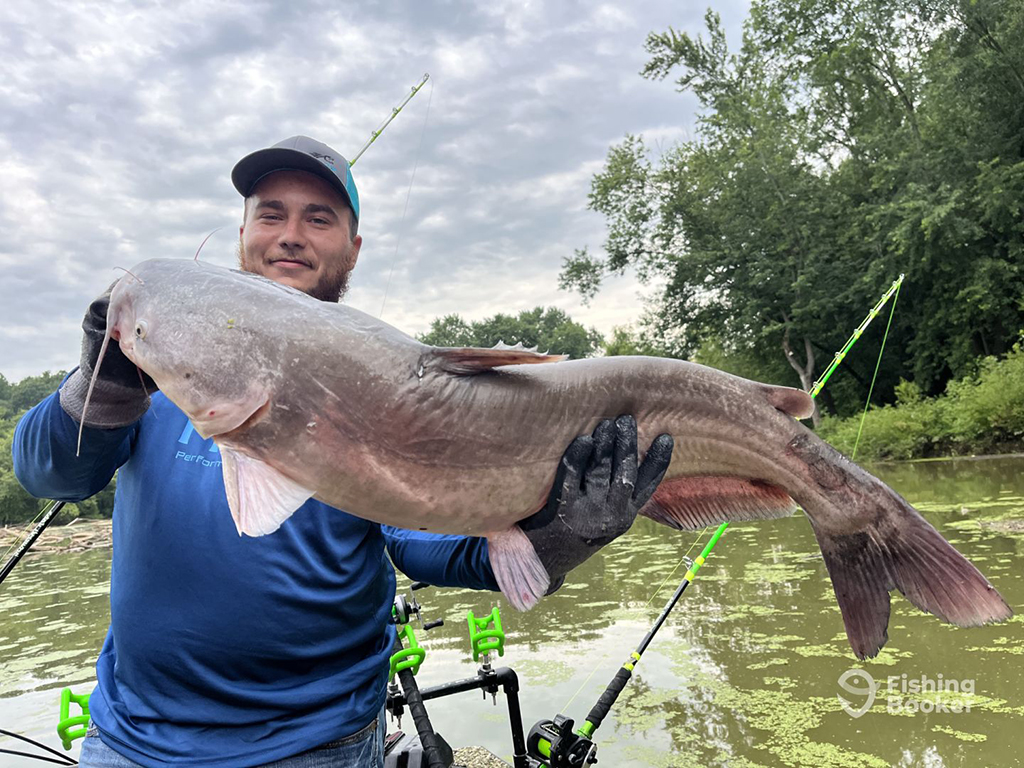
top-left (417, 314), bottom-right (475, 348)
top-left (561, 0), bottom-right (1024, 417)
top-left (5, 371), bottom-right (67, 416)
top-left (749, 0), bottom-right (1024, 389)
top-left (0, 370), bottom-right (117, 525)
top-left (564, 11), bottom-right (858, 425)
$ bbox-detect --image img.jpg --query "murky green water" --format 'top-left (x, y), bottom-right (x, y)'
top-left (2, 458), bottom-right (1022, 766)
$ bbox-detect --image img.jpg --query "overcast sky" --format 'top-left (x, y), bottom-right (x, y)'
top-left (0, 0), bottom-right (749, 383)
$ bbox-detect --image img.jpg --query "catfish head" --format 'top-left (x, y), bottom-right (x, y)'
top-left (106, 261), bottom-right (279, 439)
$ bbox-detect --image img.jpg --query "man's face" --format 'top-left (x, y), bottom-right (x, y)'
top-left (238, 170), bottom-right (362, 302)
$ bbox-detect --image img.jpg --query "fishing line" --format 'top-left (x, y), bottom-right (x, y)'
top-left (378, 77), bottom-right (434, 320)
top-left (0, 501), bottom-right (67, 588)
top-left (0, 504), bottom-right (48, 564)
top-left (553, 277), bottom-right (907, 727)
top-left (639, 527), bottom-right (710, 609)
top-left (851, 279), bottom-right (902, 460)
top-left (558, 525), bottom-right (710, 713)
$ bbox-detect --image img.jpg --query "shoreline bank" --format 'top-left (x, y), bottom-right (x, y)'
top-left (1, 518), bottom-right (112, 556)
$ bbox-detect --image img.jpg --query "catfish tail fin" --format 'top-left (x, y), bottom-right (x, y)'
top-left (809, 493), bottom-right (1011, 660)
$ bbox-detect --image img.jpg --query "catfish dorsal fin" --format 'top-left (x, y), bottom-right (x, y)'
top-left (492, 341), bottom-right (539, 353)
top-left (763, 384), bottom-right (815, 420)
top-left (432, 346), bottom-right (568, 375)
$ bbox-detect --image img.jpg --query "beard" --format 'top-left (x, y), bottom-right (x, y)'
top-left (236, 241), bottom-right (352, 303)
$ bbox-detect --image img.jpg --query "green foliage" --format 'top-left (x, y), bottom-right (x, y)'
top-left (418, 306), bottom-right (604, 360)
top-left (0, 432), bottom-right (40, 526)
top-left (558, 248), bottom-right (604, 305)
top-left (602, 325), bottom-right (669, 357)
top-left (0, 371), bottom-right (116, 526)
top-left (417, 314), bottom-right (475, 348)
top-left (563, 0), bottom-right (1024, 414)
top-left (0, 371), bottom-right (65, 419)
top-left (818, 344), bottom-right (1024, 460)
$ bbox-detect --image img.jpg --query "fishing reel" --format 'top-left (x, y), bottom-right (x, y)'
top-left (387, 582), bottom-right (444, 733)
top-left (392, 581), bottom-right (444, 631)
top-left (527, 715), bottom-right (597, 766)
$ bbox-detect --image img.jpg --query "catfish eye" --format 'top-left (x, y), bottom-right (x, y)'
top-left (135, 321), bottom-right (148, 339)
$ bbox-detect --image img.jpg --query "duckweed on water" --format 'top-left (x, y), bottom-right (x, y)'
top-left (613, 685), bottom-right (696, 734)
top-left (708, 752), bottom-right (769, 768)
top-left (715, 603), bottom-right (787, 623)
top-left (747, 657), bottom-right (788, 670)
top-left (800, 645), bottom-right (911, 665)
top-left (965, 643), bottom-right (1024, 655)
top-left (893, 690), bottom-right (1024, 716)
top-left (612, 644), bottom-right (892, 767)
top-left (789, 643), bottom-right (849, 660)
top-left (513, 659), bottom-right (577, 685)
top-left (762, 675), bottom-right (797, 690)
top-left (742, 561), bottom-right (813, 585)
top-left (693, 682), bottom-right (888, 767)
top-left (735, 633), bottom-right (806, 653)
top-left (626, 745), bottom-right (708, 768)
top-left (931, 725), bottom-right (987, 742)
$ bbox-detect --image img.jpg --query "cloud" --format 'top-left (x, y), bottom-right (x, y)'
top-left (0, 0), bottom-right (750, 383)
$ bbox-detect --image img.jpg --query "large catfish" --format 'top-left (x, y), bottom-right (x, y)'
top-left (95, 259), bottom-right (1010, 659)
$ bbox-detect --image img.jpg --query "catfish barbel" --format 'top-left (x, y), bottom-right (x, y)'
top-left (90, 258), bottom-right (1010, 659)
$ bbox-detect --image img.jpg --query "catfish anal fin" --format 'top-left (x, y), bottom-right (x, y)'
top-left (640, 476), bottom-right (796, 530)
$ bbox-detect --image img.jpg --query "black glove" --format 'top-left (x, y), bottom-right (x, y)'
top-left (59, 282), bottom-right (157, 427)
top-left (520, 415), bottom-right (673, 593)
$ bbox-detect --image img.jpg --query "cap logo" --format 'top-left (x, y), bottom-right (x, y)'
top-left (309, 151), bottom-right (337, 170)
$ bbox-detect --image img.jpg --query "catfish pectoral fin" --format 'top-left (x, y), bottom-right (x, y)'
top-left (811, 501), bottom-right (1013, 660)
top-left (486, 526), bottom-right (550, 611)
top-left (220, 446), bottom-right (314, 537)
top-left (639, 476), bottom-right (797, 530)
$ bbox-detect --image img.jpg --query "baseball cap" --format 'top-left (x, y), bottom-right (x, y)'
top-left (231, 135), bottom-right (360, 234)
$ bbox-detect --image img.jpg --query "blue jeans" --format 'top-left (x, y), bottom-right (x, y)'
top-left (78, 709), bottom-right (385, 767)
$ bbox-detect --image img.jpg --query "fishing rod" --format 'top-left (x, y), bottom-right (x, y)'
top-left (386, 582), bottom-right (452, 768)
top-left (809, 273), bottom-right (905, 399)
top-left (0, 501), bottom-right (66, 589)
top-left (350, 73), bottom-right (431, 167)
top-left (3, 77), bottom-right (432, 589)
top-left (1, 75), bottom-right (439, 762)
top-left (525, 275), bottom-right (908, 765)
top-left (385, 586), bottom-right (530, 768)
top-left (526, 523), bottom-right (728, 766)
top-left (0, 728), bottom-right (76, 766)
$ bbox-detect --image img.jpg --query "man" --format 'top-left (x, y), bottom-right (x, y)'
top-left (13, 136), bottom-right (672, 767)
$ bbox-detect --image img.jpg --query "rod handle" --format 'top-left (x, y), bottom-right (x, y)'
top-left (393, 636), bottom-right (448, 768)
top-left (584, 665), bottom-right (633, 733)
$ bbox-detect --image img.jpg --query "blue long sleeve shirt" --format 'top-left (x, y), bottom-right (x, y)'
top-left (13, 387), bottom-right (498, 767)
